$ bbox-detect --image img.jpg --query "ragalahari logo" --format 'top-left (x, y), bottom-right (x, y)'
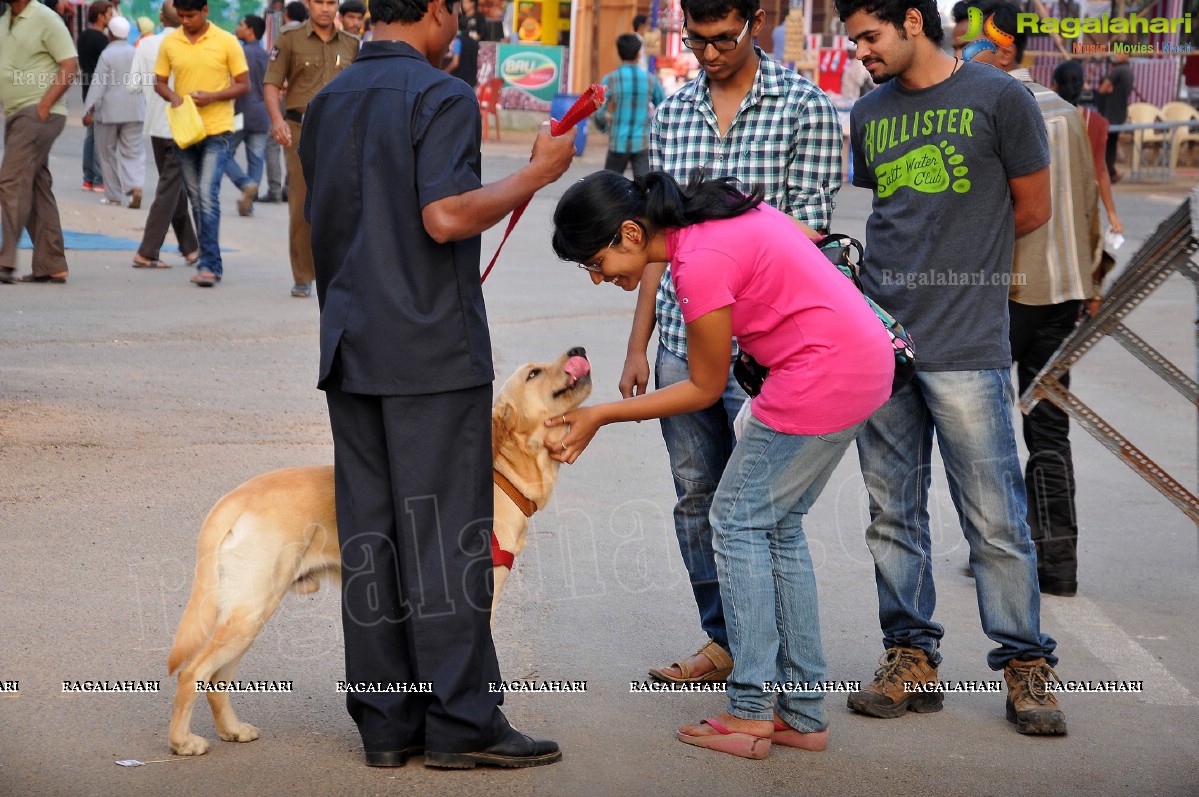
top-left (961, 7), bottom-right (1014, 61)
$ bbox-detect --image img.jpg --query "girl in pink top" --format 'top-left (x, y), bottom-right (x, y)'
top-left (546, 170), bottom-right (893, 760)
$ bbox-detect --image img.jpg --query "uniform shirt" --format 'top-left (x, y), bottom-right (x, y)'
top-left (300, 40), bottom-right (491, 395)
top-left (155, 23), bottom-right (249, 136)
top-left (0, 1), bottom-right (77, 117)
top-left (649, 49), bottom-right (842, 361)
top-left (670, 205), bottom-right (893, 435)
top-left (264, 20), bottom-right (358, 113)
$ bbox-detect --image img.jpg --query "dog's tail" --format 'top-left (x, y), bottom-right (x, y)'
top-left (168, 493), bottom-right (241, 675)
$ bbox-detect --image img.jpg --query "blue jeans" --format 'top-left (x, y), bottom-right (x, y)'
top-left (655, 345), bottom-right (747, 651)
top-left (223, 130), bottom-right (267, 190)
top-left (712, 414), bottom-right (860, 731)
top-left (82, 124), bottom-right (103, 185)
top-left (176, 133), bottom-right (232, 278)
top-left (856, 369), bottom-right (1057, 670)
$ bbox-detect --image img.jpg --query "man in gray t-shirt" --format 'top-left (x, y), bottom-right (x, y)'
top-left (837, 0), bottom-right (1068, 737)
top-left (852, 61), bottom-right (1048, 370)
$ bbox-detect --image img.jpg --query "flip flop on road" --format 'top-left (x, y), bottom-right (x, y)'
top-left (771, 717), bottom-right (829, 751)
top-left (190, 270), bottom-right (218, 287)
top-left (132, 256), bottom-right (171, 269)
top-left (677, 718), bottom-right (771, 760)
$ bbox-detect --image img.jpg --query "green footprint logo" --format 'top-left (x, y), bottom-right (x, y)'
top-left (875, 141), bottom-right (971, 198)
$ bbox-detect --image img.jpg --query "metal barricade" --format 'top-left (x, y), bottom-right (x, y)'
top-left (1021, 186), bottom-right (1199, 523)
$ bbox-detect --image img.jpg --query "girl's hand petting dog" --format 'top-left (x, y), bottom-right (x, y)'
top-left (545, 406), bottom-right (604, 465)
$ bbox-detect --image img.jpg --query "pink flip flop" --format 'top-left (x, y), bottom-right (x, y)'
top-left (677, 718), bottom-right (771, 760)
top-left (771, 718), bottom-right (829, 751)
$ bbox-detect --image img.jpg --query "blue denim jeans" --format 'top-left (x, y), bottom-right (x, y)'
top-left (712, 414), bottom-right (860, 731)
top-left (856, 369), bottom-right (1057, 671)
top-left (223, 130), bottom-right (267, 190)
top-left (82, 124), bottom-right (103, 186)
top-left (176, 132), bottom-right (232, 278)
top-left (655, 346), bottom-right (747, 651)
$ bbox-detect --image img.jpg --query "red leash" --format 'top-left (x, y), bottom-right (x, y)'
top-left (480, 84), bottom-right (606, 284)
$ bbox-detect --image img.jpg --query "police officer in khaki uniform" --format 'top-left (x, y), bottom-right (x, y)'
top-left (264, 0), bottom-right (357, 298)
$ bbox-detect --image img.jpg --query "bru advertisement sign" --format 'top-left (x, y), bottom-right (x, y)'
top-left (497, 44), bottom-right (564, 103)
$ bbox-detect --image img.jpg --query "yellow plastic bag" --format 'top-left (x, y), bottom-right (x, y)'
top-left (166, 95), bottom-right (206, 149)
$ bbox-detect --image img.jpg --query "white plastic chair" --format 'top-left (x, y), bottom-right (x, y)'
top-left (1160, 101), bottom-right (1199, 170)
top-left (1126, 102), bottom-right (1165, 175)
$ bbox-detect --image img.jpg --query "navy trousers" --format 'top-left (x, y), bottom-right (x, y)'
top-left (1009, 299), bottom-right (1081, 582)
top-left (325, 381), bottom-right (505, 753)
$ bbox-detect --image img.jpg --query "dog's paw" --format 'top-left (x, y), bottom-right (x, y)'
top-left (218, 722), bottom-right (260, 743)
top-left (171, 734), bottom-right (211, 756)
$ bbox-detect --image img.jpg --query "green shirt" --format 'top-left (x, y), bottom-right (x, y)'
top-left (0, 1), bottom-right (77, 117)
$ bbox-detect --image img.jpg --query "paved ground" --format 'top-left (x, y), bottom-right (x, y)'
top-left (1, 104), bottom-right (1198, 797)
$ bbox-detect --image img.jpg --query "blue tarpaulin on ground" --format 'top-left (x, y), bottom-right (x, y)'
top-left (15, 230), bottom-right (183, 253)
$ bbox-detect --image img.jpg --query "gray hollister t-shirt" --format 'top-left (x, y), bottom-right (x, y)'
top-left (850, 60), bottom-right (1049, 371)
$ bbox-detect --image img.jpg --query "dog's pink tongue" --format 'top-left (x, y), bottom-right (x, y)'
top-left (564, 356), bottom-right (591, 384)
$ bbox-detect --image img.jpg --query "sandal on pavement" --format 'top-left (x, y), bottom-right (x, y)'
top-left (0, 268), bottom-right (15, 284)
top-left (132, 256), bottom-right (171, 269)
top-left (17, 273), bottom-right (67, 284)
top-left (190, 270), bottom-right (218, 287)
top-left (771, 717), bottom-right (829, 751)
top-left (677, 718), bottom-right (771, 760)
top-left (184, 251), bottom-right (200, 265)
top-left (649, 640), bottom-right (733, 683)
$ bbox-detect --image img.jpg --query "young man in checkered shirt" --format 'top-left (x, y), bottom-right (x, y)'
top-left (619, 0), bottom-right (843, 684)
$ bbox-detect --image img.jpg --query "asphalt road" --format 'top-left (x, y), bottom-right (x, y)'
top-left (1, 105), bottom-right (1197, 797)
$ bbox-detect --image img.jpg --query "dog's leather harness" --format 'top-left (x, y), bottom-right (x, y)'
top-left (491, 469), bottom-right (537, 570)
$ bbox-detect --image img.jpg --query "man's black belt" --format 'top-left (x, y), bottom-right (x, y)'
top-left (284, 109), bottom-right (304, 123)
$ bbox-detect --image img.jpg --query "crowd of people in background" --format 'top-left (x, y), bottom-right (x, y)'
top-left (0, 0), bottom-right (529, 293)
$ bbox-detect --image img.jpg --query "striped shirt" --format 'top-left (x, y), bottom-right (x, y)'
top-left (649, 50), bottom-right (843, 360)
top-left (600, 64), bottom-right (666, 154)
top-left (1009, 68), bottom-right (1097, 306)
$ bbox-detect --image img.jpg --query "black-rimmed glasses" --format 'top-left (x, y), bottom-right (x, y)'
top-left (681, 19), bottom-right (750, 53)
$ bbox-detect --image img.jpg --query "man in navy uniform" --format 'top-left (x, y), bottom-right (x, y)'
top-left (300, 0), bottom-right (577, 770)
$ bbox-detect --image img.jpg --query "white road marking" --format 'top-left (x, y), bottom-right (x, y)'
top-left (1046, 596), bottom-right (1199, 706)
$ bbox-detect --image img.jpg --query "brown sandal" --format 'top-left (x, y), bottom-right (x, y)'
top-left (649, 640), bottom-right (733, 683)
top-left (132, 256), bottom-right (171, 268)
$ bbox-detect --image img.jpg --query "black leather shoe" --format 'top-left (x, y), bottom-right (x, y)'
top-left (424, 726), bottom-right (561, 769)
top-left (256, 192), bottom-right (281, 203)
top-left (364, 745), bottom-right (423, 767)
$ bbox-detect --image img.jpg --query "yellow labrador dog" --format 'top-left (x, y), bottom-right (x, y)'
top-left (167, 348), bottom-right (592, 756)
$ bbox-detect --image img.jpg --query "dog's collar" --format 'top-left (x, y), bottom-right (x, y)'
top-left (493, 468), bottom-right (537, 518)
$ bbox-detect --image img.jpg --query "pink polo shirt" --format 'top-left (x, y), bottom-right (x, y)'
top-left (668, 204), bottom-right (894, 435)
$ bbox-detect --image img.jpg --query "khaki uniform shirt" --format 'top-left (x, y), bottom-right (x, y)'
top-left (264, 20), bottom-right (358, 113)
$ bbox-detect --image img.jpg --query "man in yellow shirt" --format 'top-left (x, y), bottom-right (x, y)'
top-left (154, 0), bottom-right (249, 287)
top-left (0, 0), bottom-right (77, 284)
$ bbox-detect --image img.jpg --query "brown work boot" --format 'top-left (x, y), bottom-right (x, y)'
top-left (847, 646), bottom-right (943, 718)
top-left (1004, 658), bottom-right (1067, 735)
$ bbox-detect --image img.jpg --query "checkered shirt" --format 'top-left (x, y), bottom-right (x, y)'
top-left (649, 50), bottom-right (843, 360)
